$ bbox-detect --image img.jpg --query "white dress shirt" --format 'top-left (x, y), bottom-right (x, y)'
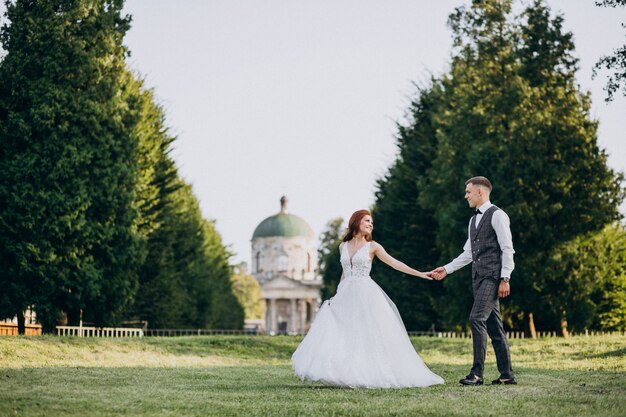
top-left (443, 201), bottom-right (515, 279)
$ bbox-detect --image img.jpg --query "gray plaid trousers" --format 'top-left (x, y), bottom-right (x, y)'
top-left (469, 276), bottom-right (514, 378)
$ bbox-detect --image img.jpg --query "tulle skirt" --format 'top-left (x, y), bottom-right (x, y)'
top-left (291, 275), bottom-right (444, 388)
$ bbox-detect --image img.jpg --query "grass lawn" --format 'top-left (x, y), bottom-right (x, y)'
top-left (0, 334), bottom-right (624, 416)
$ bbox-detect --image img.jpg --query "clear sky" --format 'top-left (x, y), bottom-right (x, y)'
top-left (4, 1), bottom-right (625, 265)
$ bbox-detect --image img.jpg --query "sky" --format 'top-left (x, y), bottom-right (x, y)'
top-left (3, 1), bottom-right (625, 265)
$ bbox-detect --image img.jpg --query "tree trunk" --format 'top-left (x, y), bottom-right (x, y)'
top-left (528, 312), bottom-right (537, 339)
top-left (17, 310), bottom-right (25, 335)
top-left (560, 311), bottom-right (570, 338)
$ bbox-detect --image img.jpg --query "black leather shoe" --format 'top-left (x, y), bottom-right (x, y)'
top-left (491, 376), bottom-right (517, 385)
top-left (459, 373), bottom-right (483, 385)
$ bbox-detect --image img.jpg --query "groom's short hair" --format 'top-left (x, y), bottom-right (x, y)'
top-left (466, 176), bottom-right (493, 192)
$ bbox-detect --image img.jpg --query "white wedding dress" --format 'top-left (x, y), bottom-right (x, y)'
top-left (291, 241), bottom-right (444, 388)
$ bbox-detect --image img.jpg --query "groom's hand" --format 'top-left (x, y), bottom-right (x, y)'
top-left (498, 281), bottom-right (510, 298)
top-left (430, 267), bottom-right (448, 281)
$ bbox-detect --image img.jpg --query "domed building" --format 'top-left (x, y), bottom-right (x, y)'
top-left (252, 196), bottom-right (322, 335)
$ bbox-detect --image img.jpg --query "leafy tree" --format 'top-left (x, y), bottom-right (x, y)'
top-left (131, 173), bottom-right (244, 329)
top-left (377, 0), bottom-right (624, 331)
top-left (200, 215), bottom-right (244, 329)
top-left (593, 0), bottom-right (626, 101)
top-left (318, 218), bottom-right (344, 301)
top-left (543, 224), bottom-right (626, 331)
top-left (119, 75), bottom-right (187, 328)
top-left (427, 1), bottom-right (623, 331)
top-left (120, 30), bottom-right (243, 331)
top-left (0, 0), bottom-right (243, 332)
top-left (372, 84), bottom-right (445, 331)
top-left (436, 0), bottom-right (622, 330)
top-left (230, 264), bottom-right (265, 321)
top-left (0, 0), bottom-right (142, 332)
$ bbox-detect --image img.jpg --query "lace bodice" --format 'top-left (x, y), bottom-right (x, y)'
top-left (340, 241), bottom-right (372, 279)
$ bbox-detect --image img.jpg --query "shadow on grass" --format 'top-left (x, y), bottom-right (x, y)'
top-left (141, 335), bottom-right (301, 360)
top-left (141, 335), bottom-right (472, 362)
top-left (586, 347), bottom-right (626, 359)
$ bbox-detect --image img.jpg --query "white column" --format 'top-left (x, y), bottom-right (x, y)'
top-left (309, 299), bottom-right (318, 323)
top-left (299, 299), bottom-right (307, 335)
top-left (290, 299), bottom-right (297, 334)
top-left (264, 299), bottom-right (271, 334)
top-left (269, 298), bottom-right (277, 335)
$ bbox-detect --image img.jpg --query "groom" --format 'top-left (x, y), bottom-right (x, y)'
top-left (431, 176), bottom-right (516, 386)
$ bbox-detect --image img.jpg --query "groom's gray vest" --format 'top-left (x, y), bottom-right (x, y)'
top-left (470, 205), bottom-right (502, 280)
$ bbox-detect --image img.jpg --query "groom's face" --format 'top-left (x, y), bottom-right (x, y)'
top-left (465, 183), bottom-right (481, 208)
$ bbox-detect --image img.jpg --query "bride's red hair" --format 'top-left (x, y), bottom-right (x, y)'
top-left (342, 210), bottom-right (372, 242)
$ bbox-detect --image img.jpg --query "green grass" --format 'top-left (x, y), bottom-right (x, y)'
top-left (0, 335), bottom-right (624, 416)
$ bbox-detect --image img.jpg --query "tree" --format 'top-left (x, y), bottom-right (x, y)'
top-left (230, 263), bottom-right (265, 321)
top-left (131, 174), bottom-right (244, 329)
top-left (423, 0), bottom-right (624, 331)
top-left (375, 0), bottom-right (624, 332)
top-left (0, 0), bottom-right (244, 332)
top-left (543, 224), bottom-right (626, 332)
top-left (318, 218), bottom-right (344, 301)
top-left (0, 0), bottom-right (142, 332)
top-left (372, 84), bottom-right (446, 331)
top-left (121, 57), bottom-right (244, 331)
top-left (120, 74), bottom-right (187, 328)
top-left (200, 215), bottom-right (244, 329)
top-left (593, 0), bottom-right (626, 101)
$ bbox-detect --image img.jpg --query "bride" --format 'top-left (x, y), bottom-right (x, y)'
top-left (292, 210), bottom-right (444, 388)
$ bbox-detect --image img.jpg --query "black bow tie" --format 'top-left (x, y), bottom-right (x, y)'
top-left (474, 209), bottom-right (482, 215)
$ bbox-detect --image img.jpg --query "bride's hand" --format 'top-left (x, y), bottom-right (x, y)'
top-left (417, 271), bottom-right (433, 280)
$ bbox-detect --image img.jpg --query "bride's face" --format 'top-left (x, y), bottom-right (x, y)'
top-left (359, 215), bottom-right (374, 236)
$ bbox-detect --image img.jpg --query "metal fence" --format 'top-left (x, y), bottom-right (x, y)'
top-left (50, 326), bottom-right (626, 338)
top-left (139, 329), bottom-right (626, 338)
top-left (407, 330), bottom-right (626, 339)
top-left (143, 328), bottom-right (260, 337)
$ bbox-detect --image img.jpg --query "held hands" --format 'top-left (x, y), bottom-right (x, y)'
top-left (426, 265), bottom-right (511, 296)
top-left (416, 271), bottom-right (433, 280)
top-left (429, 267), bottom-right (448, 281)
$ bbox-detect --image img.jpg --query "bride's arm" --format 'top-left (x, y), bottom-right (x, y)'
top-left (371, 241), bottom-right (432, 280)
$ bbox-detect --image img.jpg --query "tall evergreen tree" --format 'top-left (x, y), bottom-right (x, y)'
top-left (0, 0), bottom-right (243, 332)
top-left (199, 214), bottom-right (244, 329)
top-left (131, 168), bottom-right (244, 329)
top-left (125, 78), bottom-right (186, 328)
top-left (375, 0), bottom-right (624, 331)
top-left (122, 57), bottom-right (243, 331)
top-left (318, 218), bottom-right (344, 301)
top-left (543, 224), bottom-right (626, 332)
top-left (372, 85), bottom-right (445, 331)
top-left (0, 0), bottom-right (142, 332)
top-left (421, 0), bottom-right (623, 330)
top-left (121, 49), bottom-right (243, 331)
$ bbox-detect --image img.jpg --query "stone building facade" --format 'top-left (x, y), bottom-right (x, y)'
top-left (252, 197), bottom-right (322, 335)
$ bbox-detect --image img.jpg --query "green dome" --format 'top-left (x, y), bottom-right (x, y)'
top-left (252, 213), bottom-right (314, 239)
